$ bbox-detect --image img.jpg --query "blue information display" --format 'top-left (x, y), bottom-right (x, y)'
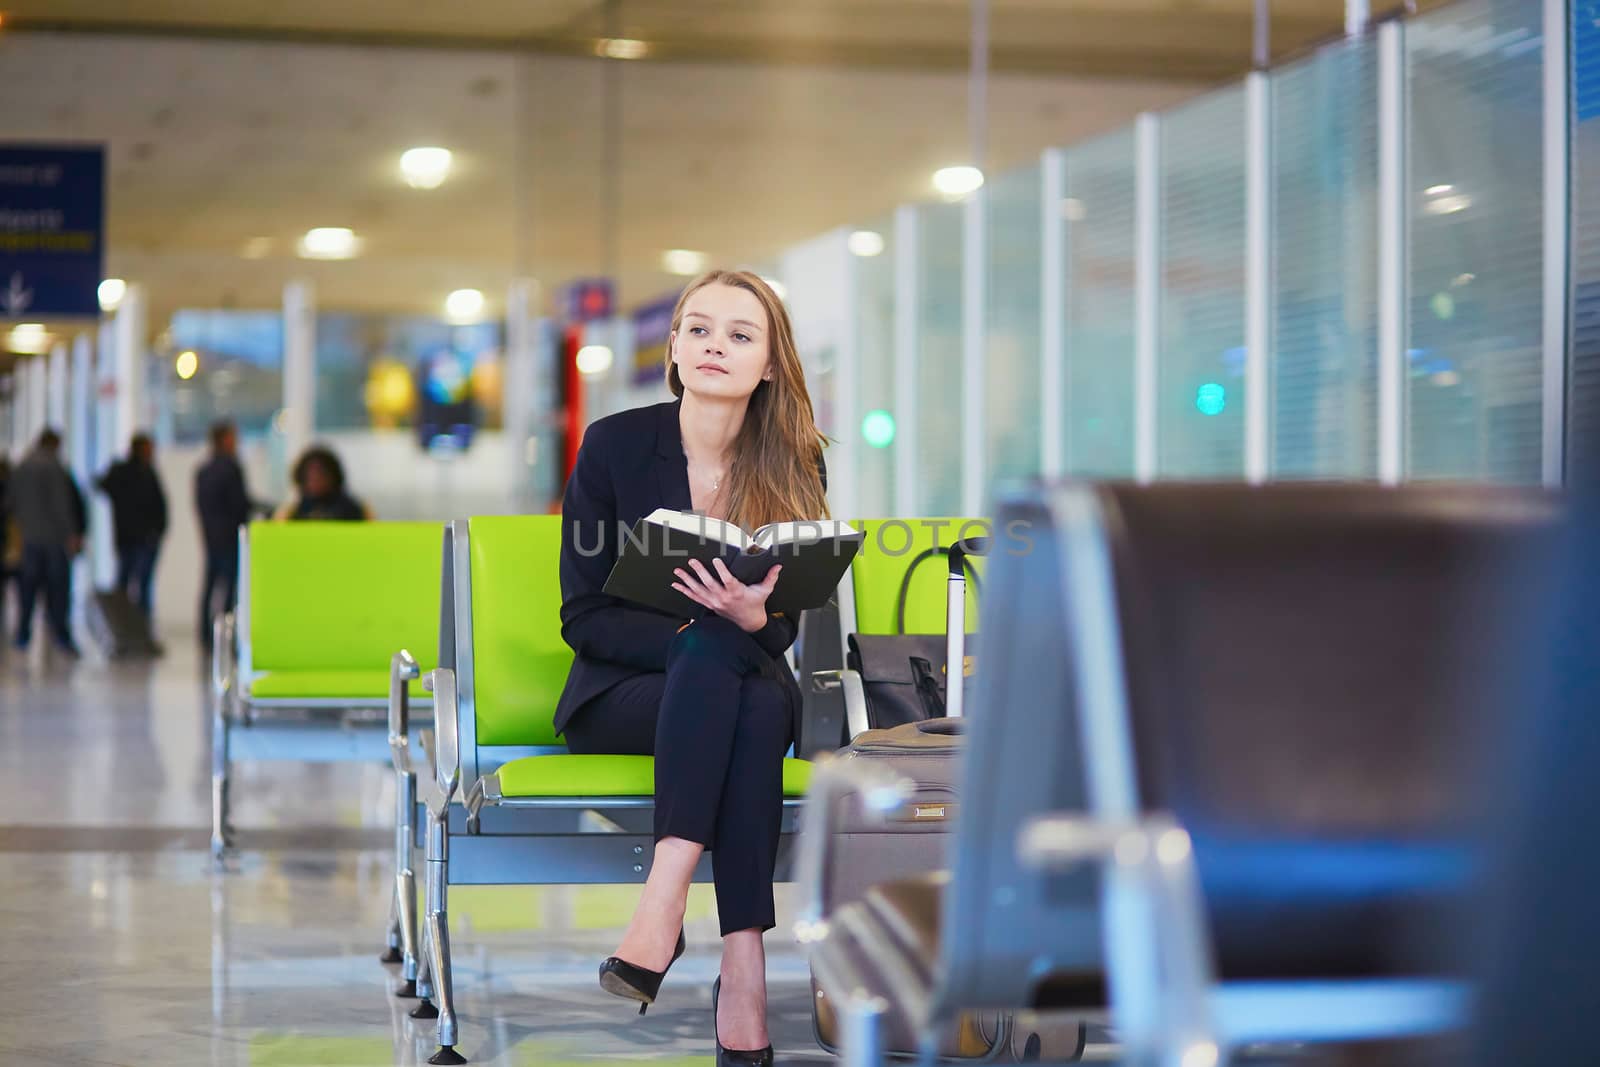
top-left (0, 145), bottom-right (106, 318)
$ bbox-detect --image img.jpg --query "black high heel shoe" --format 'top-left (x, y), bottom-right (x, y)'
top-left (712, 977), bottom-right (775, 1066)
top-left (598, 929), bottom-right (687, 1015)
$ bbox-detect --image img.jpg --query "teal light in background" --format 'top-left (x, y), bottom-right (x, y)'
top-left (862, 409), bottom-right (896, 448)
top-left (1195, 382), bottom-right (1226, 416)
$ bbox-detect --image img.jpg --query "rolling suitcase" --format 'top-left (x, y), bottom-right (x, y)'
top-left (86, 589), bottom-right (159, 658)
top-left (811, 538), bottom-right (1004, 1059)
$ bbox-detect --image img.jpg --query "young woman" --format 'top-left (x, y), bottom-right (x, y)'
top-left (553, 270), bottom-right (828, 1065)
top-left (275, 445), bottom-right (371, 521)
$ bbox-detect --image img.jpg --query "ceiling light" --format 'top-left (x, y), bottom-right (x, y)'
top-left (596, 38), bottom-right (649, 60)
top-left (241, 237), bottom-right (274, 259)
top-left (7, 324), bottom-right (51, 354)
top-left (662, 249), bottom-right (707, 276)
top-left (399, 146), bottom-right (453, 190)
top-left (577, 344), bottom-right (615, 376)
top-left (445, 288), bottom-right (485, 323)
top-left (1424, 184), bottom-right (1455, 196)
top-left (933, 165), bottom-right (985, 200)
top-left (97, 278), bottom-right (126, 312)
top-left (848, 230), bottom-right (885, 258)
top-left (298, 227), bottom-right (360, 260)
top-left (175, 350), bottom-right (199, 380)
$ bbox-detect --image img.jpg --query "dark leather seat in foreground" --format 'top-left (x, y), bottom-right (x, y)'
top-left (800, 483), bottom-right (1557, 1066)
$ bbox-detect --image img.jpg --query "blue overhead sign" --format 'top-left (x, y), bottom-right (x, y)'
top-left (0, 145), bottom-right (106, 318)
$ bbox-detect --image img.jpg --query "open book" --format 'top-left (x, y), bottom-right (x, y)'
top-left (603, 508), bottom-right (862, 618)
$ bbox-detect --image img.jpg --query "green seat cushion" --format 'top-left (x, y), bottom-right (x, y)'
top-left (249, 520), bottom-right (441, 675)
top-left (468, 515), bottom-right (574, 747)
top-left (248, 669), bottom-right (428, 701)
top-left (851, 517), bottom-right (988, 634)
top-left (495, 754), bottom-right (813, 798)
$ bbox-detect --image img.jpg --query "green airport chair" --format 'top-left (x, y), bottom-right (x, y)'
top-left (395, 515), bottom-right (815, 1065)
top-left (210, 520), bottom-right (442, 867)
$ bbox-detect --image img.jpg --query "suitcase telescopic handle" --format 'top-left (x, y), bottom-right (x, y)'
top-left (947, 536), bottom-right (991, 578)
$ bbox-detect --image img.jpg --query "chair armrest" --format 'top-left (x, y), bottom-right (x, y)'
top-left (1018, 813), bottom-right (1217, 1066)
top-left (811, 668), bottom-right (871, 741)
top-left (793, 755), bottom-right (916, 946)
top-left (423, 668), bottom-right (461, 813)
top-left (388, 650), bottom-right (421, 774)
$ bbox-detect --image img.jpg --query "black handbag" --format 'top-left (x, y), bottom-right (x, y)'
top-left (846, 546), bottom-right (982, 732)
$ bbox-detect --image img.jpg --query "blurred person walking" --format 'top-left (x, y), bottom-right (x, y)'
top-left (274, 445), bottom-right (371, 521)
top-left (0, 456), bottom-right (16, 640)
top-left (96, 433), bottom-right (168, 622)
top-left (5, 429), bottom-right (82, 656)
top-left (194, 421), bottom-right (252, 649)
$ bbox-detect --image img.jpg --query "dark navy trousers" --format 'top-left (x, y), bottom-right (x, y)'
top-left (563, 614), bottom-right (795, 936)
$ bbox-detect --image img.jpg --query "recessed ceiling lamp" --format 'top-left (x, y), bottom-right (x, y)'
top-left (662, 249), bottom-right (707, 276)
top-left (298, 227), bottom-right (360, 260)
top-left (7, 323), bottom-right (51, 354)
top-left (445, 288), bottom-right (485, 323)
top-left (399, 146), bottom-right (453, 190)
top-left (933, 165), bottom-right (985, 201)
top-left (848, 231), bottom-right (885, 258)
top-left (595, 38), bottom-right (649, 60)
top-left (98, 278), bottom-right (127, 312)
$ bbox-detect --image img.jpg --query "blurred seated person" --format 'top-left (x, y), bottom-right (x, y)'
top-left (275, 445), bottom-right (372, 522)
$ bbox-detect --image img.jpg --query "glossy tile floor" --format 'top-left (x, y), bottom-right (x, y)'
top-left (0, 637), bottom-right (832, 1066)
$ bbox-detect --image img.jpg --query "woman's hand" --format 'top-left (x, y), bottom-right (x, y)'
top-left (672, 558), bottom-right (782, 633)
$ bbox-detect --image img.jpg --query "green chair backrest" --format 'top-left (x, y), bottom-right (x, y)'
top-left (249, 520), bottom-right (442, 672)
top-left (850, 517), bottom-right (989, 635)
top-left (467, 515), bottom-right (573, 747)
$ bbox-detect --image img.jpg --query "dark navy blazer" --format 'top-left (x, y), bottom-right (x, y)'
top-left (552, 398), bottom-right (822, 739)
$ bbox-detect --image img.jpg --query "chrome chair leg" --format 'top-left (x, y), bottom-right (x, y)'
top-left (422, 807), bottom-right (465, 1064)
top-left (209, 695), bottom-right (232, 861)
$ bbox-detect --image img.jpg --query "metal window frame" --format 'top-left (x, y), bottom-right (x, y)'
top-left (1544, 0), bottom-right (1572, 488)
top-left (1377, 20), bottom-right (1407, 485)
top-left (1135, 113), bottom-right (1162, 484)
top-left (1246, 71), bottom-right (1273, 484)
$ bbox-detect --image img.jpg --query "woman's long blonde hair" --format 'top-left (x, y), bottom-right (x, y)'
top-left (666, 270), bottom-right (830, 529)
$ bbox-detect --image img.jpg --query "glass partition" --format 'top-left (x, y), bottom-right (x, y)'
top-left (852, 216), bottom-right (898, 516)
top-left (1064, 129), bottom-right (1138, 477)
top-left (915, 200), bottom-right (965, 515)
top-left (1406, 0), bottom-right (1545, 483)
top-left (1272, 39), bottom-right (1381, 479)
top-left (166, 310), bottom-right (284, 444)
top-left (1158, 84), bottom-right (1248, 478)
top-left (985, 163), bottom-right (1044, 489)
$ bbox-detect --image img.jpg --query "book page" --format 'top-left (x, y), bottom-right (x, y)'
top-left (751, 519), bottom-right (858, 548)
top-left (645, 508), bottom-right (751, 549)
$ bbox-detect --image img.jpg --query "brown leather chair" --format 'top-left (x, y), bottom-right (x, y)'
top-left (799, 483), bottom-right (1558, 1066)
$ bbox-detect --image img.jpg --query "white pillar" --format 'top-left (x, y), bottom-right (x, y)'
top-left (12, 357), bottom-right (33, 454)
top-left (892, 205), bottom-right (920, 518)
top-left (960, 189), bottom-right (987, 517)
top-left (504, 278), bottom-right (540, 509)
top-left (91, 319), bottom-right (118, 588)
top-left (47, 341), bottom-right (69, 432)
top-left (282, 280), bottom-right (316, 462)
top-left (68, 334), bottom-right (93, 479)
top-left (27, 353), bottom-right (48, 440)
top-left (113, 282), bottom-right (146, 451)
